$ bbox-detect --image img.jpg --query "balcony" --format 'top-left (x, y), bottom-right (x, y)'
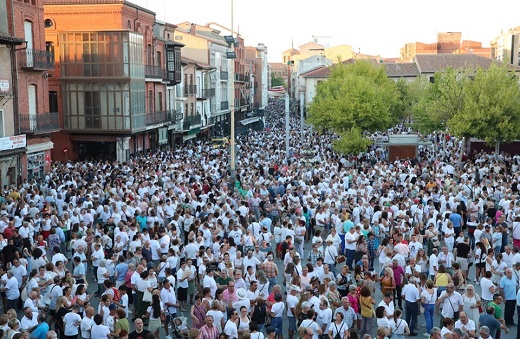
top-left (20, 112), bottom-right (60, 134)
top-left (172, 111), bottom-right (183, 123)
top-left (235, 73), bottom-right (245, 82)
top-left (145, 65), bottom-right (166, 79)
top-left (198, 88), bottom-right (215, 99)
top-left (220, 71), bottom-right (229, 80)
top-left (245, 75), bottom-right (250, 82)
top-left (221, 101), bottom-right (229, 110)
top-left (18, 49), bottom-right (54, 70)
top-left (183, 114), bottom-right (201, 130)
top-left (145, 110), bottom-right (172, 126)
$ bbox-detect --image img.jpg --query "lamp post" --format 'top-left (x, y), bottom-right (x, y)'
top-left (229, 0), bottom-right (236, 186)
top-left (285, 93), bottom-right (290, 163)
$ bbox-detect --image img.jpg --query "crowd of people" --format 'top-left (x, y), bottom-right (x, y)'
top-left (0, 97), bottom-right (518, 339)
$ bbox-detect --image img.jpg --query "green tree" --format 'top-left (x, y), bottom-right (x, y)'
top-left (411, 67), bottom-right (468, 135)
top-left (306, 60), bottom-right (400, 154)
top-left (271, 72), bottom-right (285, 87)
top-left (395, 77), bottom-right (430, 127)
top-left (449, 63), bottom-right (520, 152)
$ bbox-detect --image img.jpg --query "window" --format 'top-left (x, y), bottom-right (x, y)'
top-left (28, 85), bottom-right (37, 131)
top-left (85, 91), bottom-right (101, 128)
top-left (44, 19), bottom-right (53, 28)
top-left (0, 110), bottom-right (4, 138)
top-left (190, 103), bottom-right (194, 114)
top-left (148, 90), bottom-right (153, 112)
top-left (24, 21), bottom-right (33, 67)
top-left (49, 91), bottom-right (58, 113)
top-left (157, 92), bottom-right (163, 111)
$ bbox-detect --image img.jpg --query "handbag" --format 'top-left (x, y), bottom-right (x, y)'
top-left (265, 314), bottom-right (272, 325)
top-left (143, 289), bottom-right (153, 302)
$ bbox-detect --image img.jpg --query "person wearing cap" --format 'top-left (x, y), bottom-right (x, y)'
top-left (287, 285), bottom-right (299, 339)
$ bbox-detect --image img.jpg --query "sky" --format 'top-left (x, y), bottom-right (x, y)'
top-left (131, 0), bottom-right (520, 63)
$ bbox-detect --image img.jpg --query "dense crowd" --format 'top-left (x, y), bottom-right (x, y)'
top-left (0, 97), bottom-right (518, 339)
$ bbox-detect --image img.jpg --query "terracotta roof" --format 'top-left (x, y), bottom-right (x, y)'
top-left (282, 48), bottom-right (300, 54)
top-left (181, 56), bottom-right (214, 70)
top-left (414, 54), bottom-right (507, 73)
top-left (301, 65), bottom-right (331, 78)
top-left (385, 63), bottom-right (420, 77)
top-left (0, 33), bottom-right (24, 45)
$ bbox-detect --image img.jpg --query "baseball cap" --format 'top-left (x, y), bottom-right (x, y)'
top-left (109, 303), bottom-right (117, 310)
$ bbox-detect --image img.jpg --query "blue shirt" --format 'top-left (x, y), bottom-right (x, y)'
top-left (500, 276), bottom-right (517, 300)
top-left (32, 322), bottom-right (49, 339)
top-left (115, 262), bottom-right (129, 282)
top-left (449, 213), bottom-right (462, 228)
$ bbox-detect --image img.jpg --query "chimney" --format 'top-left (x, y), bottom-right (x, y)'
top-left (190, 23), bottom-right (196, 36)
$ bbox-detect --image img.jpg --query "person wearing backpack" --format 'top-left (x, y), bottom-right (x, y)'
top-left (328, 312), bottom-right (349, 339)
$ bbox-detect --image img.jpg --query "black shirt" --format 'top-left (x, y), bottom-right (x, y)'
top-left (129, 329), bottom-right (150, 339)
top-left (455, 242), bottom-right (471, 258)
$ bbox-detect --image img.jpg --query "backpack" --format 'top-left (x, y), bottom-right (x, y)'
top-left (112, 287), bottom-right (121, 303)
top-left (334, 323), bottom-right (343, 339)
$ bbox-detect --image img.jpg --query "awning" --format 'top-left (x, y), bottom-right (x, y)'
top-left (239, 117), bottom-right (260, 126)
top-left (70, 135), bottom-right (117, 142)
top-left (183, 134), bottom-right (196, 142)
top-left (27, 141), bottom-right (54, 154)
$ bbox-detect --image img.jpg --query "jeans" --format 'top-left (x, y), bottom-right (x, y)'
top-left (339, 234), bottom-right (345, 253)
top-left (516, 305), bottom-right (520, 339)
top-left (267, 277), bottom-right (277, 293)
top-left (405, 301), bottom-right (418, 333)
top-left (423, 303), bottom-right (435, 334)
top-left (394, 285), bottom-right (403, 309)
top-left (345, 249), bottom-right (355, 270)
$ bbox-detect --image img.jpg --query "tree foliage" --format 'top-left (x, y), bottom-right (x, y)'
top-left (449, 64), bottom-right (520, 145)
top-left (271, 72), bottom-right (285, 87)
top-left (306, 60), bottom-right (400, 154)
top-left (411, 63), bottom-right (520, 147)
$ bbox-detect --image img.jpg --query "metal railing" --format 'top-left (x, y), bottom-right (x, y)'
top-left (183, 114), bottom-right (202, 130)
top-left (235, 73), bottom-right (245, 82)
top-left (18, 49), bottom-right (54, 70)
top-left (145, 110), bottom-right (172, 126)
top-left (144, 65), bottom-right (166, 79)
top-left (199, 88), bottom-right (215, 98)
top-left (20, 112), bottom-right (60, 133)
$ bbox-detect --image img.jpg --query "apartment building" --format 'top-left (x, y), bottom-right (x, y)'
top-left (43, 0), bottom-right (182, 162)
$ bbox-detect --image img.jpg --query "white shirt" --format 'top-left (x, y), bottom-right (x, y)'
top-left (455, 319), bottom-right (476, 334)
top-left (63, 312), bottom-right (82, 335)
top-left (401, 283), bottom-right (420, 302)
top-left (439, 291), bottom-right (464, 318)
top-left (20, 314), bottom-right (38, 331)
top-left (344, 231), bottom-right (358, 251)
top-left (81, 317), bottom-right (95, 339)
top-left (90, 324), bottom-right (110, 339)
top-left (203, 275), bottom-right (217, 298)
top-left (224, 319), bottom-right (239, 339)
top-left (429, 254), bottom-right (438, 276)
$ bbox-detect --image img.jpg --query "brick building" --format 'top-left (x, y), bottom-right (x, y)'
top-left (7, 0), bottom-right (58, 181)
top-left (43, 0), bottom-right (182, 162)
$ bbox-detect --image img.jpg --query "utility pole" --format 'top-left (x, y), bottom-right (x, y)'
top-left (285, 93), bottom-right (290, 163)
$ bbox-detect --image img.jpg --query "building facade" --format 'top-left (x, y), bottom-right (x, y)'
top-left (8, 0), bottom-right (57, 181)
top-left (491, 27), bottom-right (520, 66)
top-left (44, 0), bottom-right (182, 162)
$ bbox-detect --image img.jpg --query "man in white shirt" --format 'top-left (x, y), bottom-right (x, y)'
top-left (429, 248), bottom-right (439, 280)
top-left (378, 293), bottom-right (395, 318)
top-left (316, 299), bottom-right (333, 337)
top-left (438, 246), bottom-right (455, 273)
top-left (344, 227), bottom-right (358, 270)
top-left (242, 250), bottom-right (261, 274)
top-left (401, 277), bottom-right (420, 336)
top-left (407, 234), bottom-right (423, 259)
top-left (224, 310), bottom-right (239, 339)
top-left (436, 283), bottom-right (464, 325)
top-left (63, 305), bottom-right (82, 338)
top-left (20, 307), bottom-right (38, 331)
top-left (202, 269), bottom-right (218, 298)
top-left (454, 311), bottom-right (476, 338)
top-left (286, 285), bottom-right (299, 339)
top-left (80, 307), bottom-right (95, 339)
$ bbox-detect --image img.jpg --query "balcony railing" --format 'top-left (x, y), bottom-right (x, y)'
top-left (183, 114), bottom-right (202, 130)
top-left (220, 71), bottom-right (228, 80)
top-left (221, 101), bottom-right (229, 110)
top-left (145, 65), bottom-right (166, 79)
top-left (18, 49), bottom-right (54, 70)
top-left (235, 73), bottom-right (245, 82)
top-left (20, 112), bottom-right (60, 134)
top-left (145, 110), bottom-right (172, 126)
top-left (245, 75), bottom-right (250, 82)
top-left (188, 85), bottom-right (197, 95)
top-left (198, 88), bottom-right (215, 98)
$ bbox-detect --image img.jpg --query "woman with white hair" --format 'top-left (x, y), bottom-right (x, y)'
top-left (96, 258), bottom-right (109, 296)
